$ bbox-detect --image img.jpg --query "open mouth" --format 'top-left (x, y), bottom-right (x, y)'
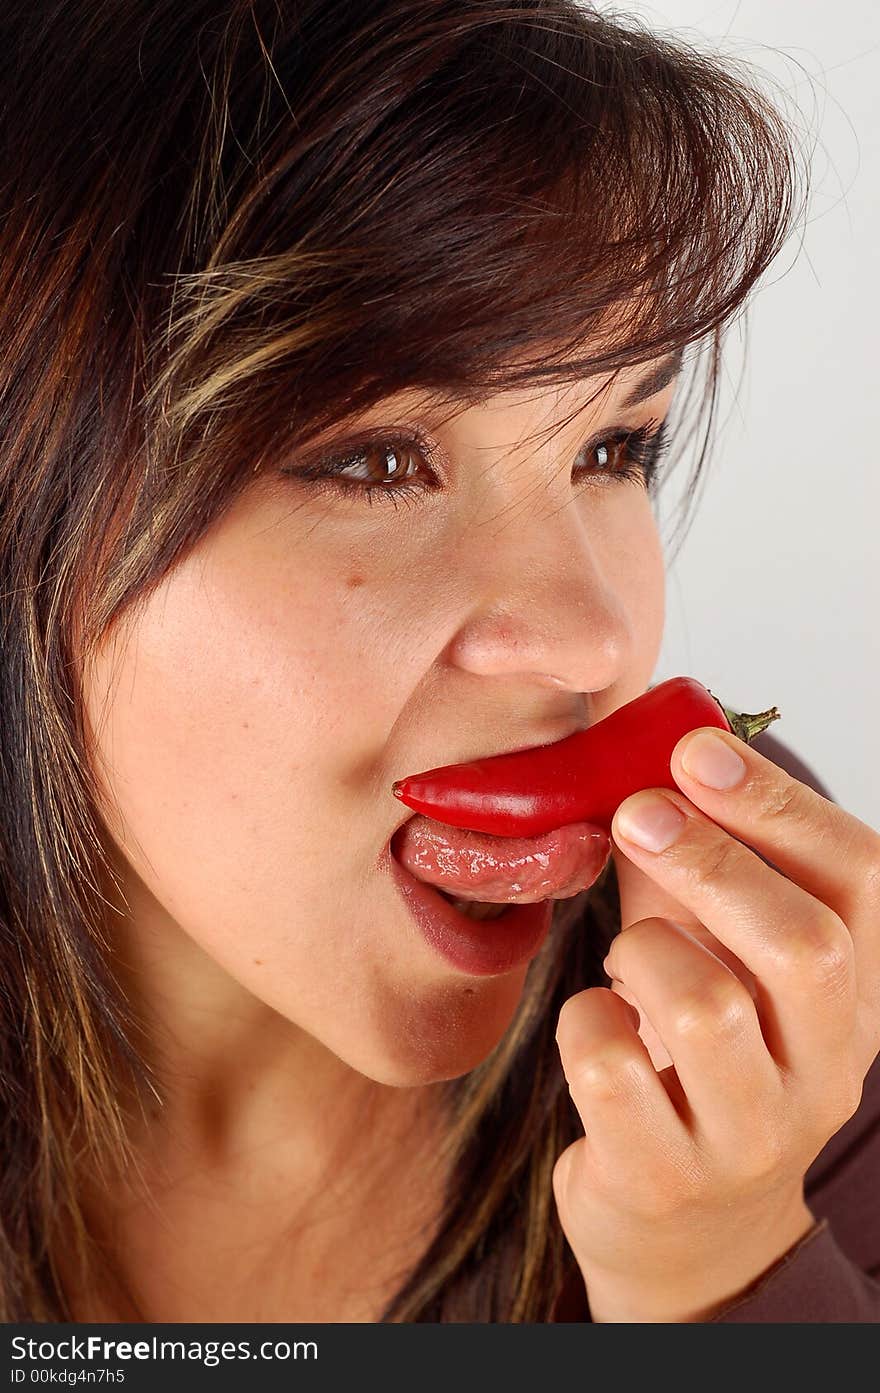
top-left (387, 842), bottom-right (556, 976)
top-left (388, 812), bottom-right (611, 923)
top-left (384, 810), bottom-right (611, 976)
top-left (434, 888), bottom-right (513, 921)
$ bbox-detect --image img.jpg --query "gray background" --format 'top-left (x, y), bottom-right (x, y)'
top-left (597, 1), bottom-right (878, 830)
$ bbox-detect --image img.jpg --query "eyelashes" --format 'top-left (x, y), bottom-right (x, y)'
top-left (281, 418), bottom-right (672, 508)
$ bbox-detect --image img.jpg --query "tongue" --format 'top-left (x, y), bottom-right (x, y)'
top-left (391, 815), bottom-right (611, 903)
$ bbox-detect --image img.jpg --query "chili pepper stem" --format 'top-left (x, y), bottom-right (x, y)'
top-left (707, 688), bottom-right (781, 744)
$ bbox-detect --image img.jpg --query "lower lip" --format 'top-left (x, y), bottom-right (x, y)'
top-left (387, 848), bottom-right (557, 977)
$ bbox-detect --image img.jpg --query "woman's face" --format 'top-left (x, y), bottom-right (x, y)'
top-left (82, 360), bottom-right (674, 1088)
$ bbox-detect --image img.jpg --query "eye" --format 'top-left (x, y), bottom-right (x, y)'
top-left (332, 440), bottom-right (423, 490)
top-left (281, 428), bottom-right (436, 508)
top-left (281, 419), bottom-right (671, 505)
top-left (574, 421), bottom-right (671, 489)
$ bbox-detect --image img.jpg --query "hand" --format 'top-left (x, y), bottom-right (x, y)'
top-left (552, 725), bottom-right (880, 1322)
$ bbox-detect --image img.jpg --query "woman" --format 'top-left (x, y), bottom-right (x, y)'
top-left (1, 0), bottom-right (878, 1323)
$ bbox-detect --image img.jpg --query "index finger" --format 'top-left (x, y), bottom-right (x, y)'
top-left (670, 727), bottom-right (878, 940)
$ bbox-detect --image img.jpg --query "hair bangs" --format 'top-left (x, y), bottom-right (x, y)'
top-left (147, 3), bottom-right (803, 479)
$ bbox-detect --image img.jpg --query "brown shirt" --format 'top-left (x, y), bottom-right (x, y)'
top-left (552, 730), bottom-right (880, 1322)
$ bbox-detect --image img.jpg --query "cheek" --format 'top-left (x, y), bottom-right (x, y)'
top-left (79, 529), bottom-right (401, 977)
top-left (630, 506), bottom-right (665, 657)
top-left (80, 542), bottom-right (523, 1086)
top-left (78, 501), bottom-right (473, 1072)
top-left (592, 493), bottom-right (666, 692)
top-left (86, 478), bottom-right (441, 837)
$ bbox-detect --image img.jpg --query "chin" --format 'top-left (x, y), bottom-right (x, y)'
top-left (344, 971), bottom-right (528, 1087)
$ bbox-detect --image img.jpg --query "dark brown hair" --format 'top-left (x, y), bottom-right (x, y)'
top-left (0, 0), bottom-right (805, 1319)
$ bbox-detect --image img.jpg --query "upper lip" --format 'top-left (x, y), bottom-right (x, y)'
top-left (389, 809), bottom-right (417, 841)
top-left (392, 721), bottom-right (589, 786)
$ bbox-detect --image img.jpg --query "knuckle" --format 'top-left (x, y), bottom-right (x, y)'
top-left (738, 1129), bottom-right (786, 1184)
top-left (627, 1181), bottom-right (678, 1221)
top-left (669, 978), bottom-right (751, 1044)
top-left (773, 913), bottom-right (852, 995)
top-left (799, 1070), bottom-right (863, 1144)
top-left (555, 989), bottom-right (591, 1047)
top-left (609, 918), bottom-right (662, 958)
top-left (756, 778), bottom-right (803, 824)
top-left (865, 844), bottom-right (880, 906)
top-left (685, 837), bottom-right (741, 896)
top-left (840, 1071), bottom-right (865, 1125)
top-left (630, 1153), bottom-right (704, 1219)
top-left (555, 993), bottom-right (577, 1040)
top-left (827, 1070), bottom-right (864, 1131)
top-left (551, 1143), bottom-right (578, 1212)
top-left (568, 1046), bottom-right (641, 1103)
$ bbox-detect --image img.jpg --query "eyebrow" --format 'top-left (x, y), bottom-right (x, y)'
top-left (452, 347), bottom-right (686, 413)
top-left (341, 346), bottom-right (686, 427)
top-left (618, 349), bottom-right (684, 409)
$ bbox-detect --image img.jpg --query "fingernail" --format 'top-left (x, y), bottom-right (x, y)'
top-left (680, 730), bottom-right (746, 790)
top-left (615, 792), bottom-right (686, 852)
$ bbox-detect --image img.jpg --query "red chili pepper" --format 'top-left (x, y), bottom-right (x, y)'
top-left (390, 676), bottom-right (780, 838)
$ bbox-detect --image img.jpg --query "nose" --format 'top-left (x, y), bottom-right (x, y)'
top-left (445, 504), bottom-right (633, 698)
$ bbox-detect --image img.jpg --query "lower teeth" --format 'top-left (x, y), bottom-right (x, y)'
top-left (448, 897), bottom-right (510, 921)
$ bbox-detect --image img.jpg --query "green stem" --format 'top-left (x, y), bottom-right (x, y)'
top-left (707, 688), bottom-right (781, 745)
